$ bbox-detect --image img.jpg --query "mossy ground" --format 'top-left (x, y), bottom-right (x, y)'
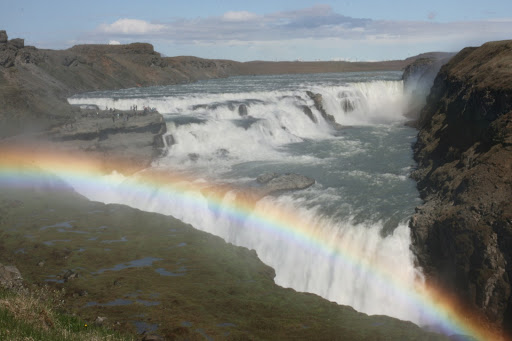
top-left (0, 287), bottom-right (132, 341)
top-left (0, 187), bottom-right (445, 340)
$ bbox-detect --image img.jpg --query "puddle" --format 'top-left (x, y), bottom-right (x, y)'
top-left (124, 292), bottom-right (161, 306)
top-left (77, 248), bottom-right (86, 252)
top-left (58, 229), bottom-right (89, 234)
top-left (101, 236), bottom-right (127, 243)
top-left (97, 225), bottom-right (108, 229)
top-left (43, 239), bottom-right (71, 246)
top-left (88, 236), bottom-right (99, 241)
top-left (195, 328), bottom-right (214, 341)
top-left (168, 242), bottom-right (187, 249)
top-left (14, 248), bottom-right (25, 254)
top-left (88, 210), bottom-right (104, 214)
top-left (85, 299), bottom-right (132, 307)
top-left (181, 321), bottom-right (193, 327)
top-left (134, 321), bottom-right (158, 335)
top-left (85, 298), bottom-right (160, 307)
top-left (155, 267), bottom-right (187, 277)
top-left (41, 221), bottom-right (73, 231)
top-left (45, 276), bottom-right (64, 284)
top-left (94, 257), bottom-right (163, 274)
top-left (136, 299), bottom-right (160, 307)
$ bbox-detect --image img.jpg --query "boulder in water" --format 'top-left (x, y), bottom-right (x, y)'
top-left (257, 172), bottom-right (279, 184)
top-left (301, 105), bottom-right (317, 123)
top-left (238, 104), bottom-right (248, 117)
top-left (306, 91), bottom-right (342, 129)
top-left (165, 134), bottom-right (175, 147)
top-left (235, 172), bottom-right (315, 206)
top-left (341, 99), bottom-right (355, 112)
top-left (262, 173), bottom-right (315, 194)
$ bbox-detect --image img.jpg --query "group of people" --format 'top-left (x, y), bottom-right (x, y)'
top-left (111, 111), bottom-right (129, 123)
top-left (104, 104), bottom-right (158, 123)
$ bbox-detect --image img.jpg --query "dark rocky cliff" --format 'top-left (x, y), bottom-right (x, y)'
top-left (0, 30), bottom-right (240, 138)
top-left (410, 40), bottom-right (512, 335)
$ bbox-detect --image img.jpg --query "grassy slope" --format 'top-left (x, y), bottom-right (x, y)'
top-left (0, 183), bottom-right (446, 340)
top-left (0, 287), bottom-right (132, 341)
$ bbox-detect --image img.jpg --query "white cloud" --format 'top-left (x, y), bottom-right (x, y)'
top-left (79, 6), bottom-right (512, 61)
top-left (222, 11), bottom-right (259, 22)
top-left (99, 19), bottom-right (165, 35)
top-left (108, 40), bottom-right (121, 45)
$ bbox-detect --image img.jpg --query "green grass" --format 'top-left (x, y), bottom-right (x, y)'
top-left (0, 288), bottom-right (132, 341)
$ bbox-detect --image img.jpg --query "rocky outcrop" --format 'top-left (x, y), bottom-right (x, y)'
top-left (260, 173), bottom-right (315, 194)
top-left (235, 172), bottom-right (315, 204)
top-left (0, 30), bottom-right (7, 44)
top-left (306, 91), bottom-right (342, 129)
top-left (402, 54), bottom-right (454, 123)
top-left (9, 38), bottom-right (24, 49)
top-left (0, 31), bottom-right (241, 139)
top-left (0, 263), bottom-right (23, 290)
top-left (256, 172), bottom-right (280, 184)
top-left (300, 105), bottom-right (317, 123)
top-left (238, 104), bottom-right (248, 117)
top-left (410, 40), bottom-right (512, 335)
top-left (44, 110), bottom-right (167, 173)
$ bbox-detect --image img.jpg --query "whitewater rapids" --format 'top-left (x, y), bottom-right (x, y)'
top-left (67, 72), bottom-right (428, 324)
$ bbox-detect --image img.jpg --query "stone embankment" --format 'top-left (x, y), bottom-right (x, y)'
top-left (409, 40), bottom-right (512, 336)
top-left (49, 109), bottom-right (167, 173)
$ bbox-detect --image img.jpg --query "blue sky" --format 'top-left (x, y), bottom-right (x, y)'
top-left (2, 0), bottom-right (512, 61)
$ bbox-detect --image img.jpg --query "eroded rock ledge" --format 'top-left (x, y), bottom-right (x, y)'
top-left (409, 40), bottom-right (512, 335)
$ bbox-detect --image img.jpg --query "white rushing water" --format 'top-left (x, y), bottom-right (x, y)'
top-left (67, 72), bottom-right (428, 324)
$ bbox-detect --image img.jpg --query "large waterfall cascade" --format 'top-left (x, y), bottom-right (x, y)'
top-left (68, 71), bottom-right (429, 324)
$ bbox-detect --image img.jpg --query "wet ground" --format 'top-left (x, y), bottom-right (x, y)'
top-left (0, 185), bottom-right (446, 340)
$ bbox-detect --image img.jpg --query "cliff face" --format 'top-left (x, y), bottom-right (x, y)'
top-left (0, 32), bottom-right (240, 137)
top-left (410, 40), bottom-right (512, 333)
top-left (402, 54), bottom-right (454, 123)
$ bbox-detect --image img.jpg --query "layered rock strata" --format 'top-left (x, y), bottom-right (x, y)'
top-left (410, 40), bottom-right (512, 335)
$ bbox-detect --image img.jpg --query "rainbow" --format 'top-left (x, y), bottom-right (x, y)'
top-left (0, 144), bottom-right (503, 341)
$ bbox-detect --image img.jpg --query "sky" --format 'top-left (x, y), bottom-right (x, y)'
top-left (2, 0), bottom-right (512, 61)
